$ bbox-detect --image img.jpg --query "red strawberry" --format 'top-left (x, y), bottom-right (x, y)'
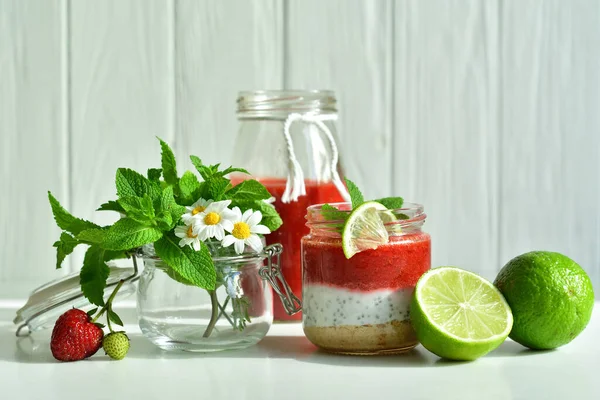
top-left (50, 309), bottom-right (104, 362)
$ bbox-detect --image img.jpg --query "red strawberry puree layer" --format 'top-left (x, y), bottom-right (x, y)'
top-left (302, 233), bottom-right (431, 292)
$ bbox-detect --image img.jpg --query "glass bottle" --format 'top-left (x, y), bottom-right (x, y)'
top-left (301, 202), bottom-right (431, 354)
top-left (231, 90), bottom-right (349, 321)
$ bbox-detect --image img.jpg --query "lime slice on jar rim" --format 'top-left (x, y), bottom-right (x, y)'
top-left (341, 201), bottom-right (391, 259)
top-left (410, 266), bottom-right (514, 361)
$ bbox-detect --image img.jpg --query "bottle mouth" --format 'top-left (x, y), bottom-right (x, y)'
top-left (306, 202), bottom-right (427, 234)
top-left (237, 90), bottom-right (337, 119)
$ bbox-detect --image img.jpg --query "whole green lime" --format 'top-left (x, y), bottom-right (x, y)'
top-left (494, 251), bottom-right (595, 350)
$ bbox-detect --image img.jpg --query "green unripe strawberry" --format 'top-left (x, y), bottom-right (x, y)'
top-left (102, 331), bottom-right (130, 360)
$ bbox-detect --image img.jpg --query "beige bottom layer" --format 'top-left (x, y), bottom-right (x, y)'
top-left (303, 320), bottom-right (418, 355)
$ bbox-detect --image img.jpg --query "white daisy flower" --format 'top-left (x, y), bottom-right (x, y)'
top-left (182, 198), bottom-right (213, 225)
top-left (194, 200), bottom-right (236, 241)
top-left (221, 207), bottom-right (270, 254)
top-left (174, 224), bottom-right (202, 251)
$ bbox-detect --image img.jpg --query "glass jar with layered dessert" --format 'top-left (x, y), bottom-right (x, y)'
top-left (301, 202), bottom-right (431, 355)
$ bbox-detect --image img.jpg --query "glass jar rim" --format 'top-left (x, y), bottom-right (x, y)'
top-left (237, 89), bottom-right (337, 119)
top-left (140, 244), bottom-right (272, 269)
top-left (306, 201), bottom-right (427, 233)
top-left (142, 252), bottom-right (268, 269)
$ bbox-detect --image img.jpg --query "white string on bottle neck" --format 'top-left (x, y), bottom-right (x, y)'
top-left (281, 112), bottom-right (351, 204)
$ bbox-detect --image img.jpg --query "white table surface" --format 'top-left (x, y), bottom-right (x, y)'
top-left (1, 302), bottom-right (599, 400)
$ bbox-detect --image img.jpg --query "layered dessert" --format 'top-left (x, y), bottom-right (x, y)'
top-left (302, 232), bottom-right (431, 354)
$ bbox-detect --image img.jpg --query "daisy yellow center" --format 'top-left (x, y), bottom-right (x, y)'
top-left (186, 226), bottom-right (197, 239)
top-left (204, 212), bottom-right (221, 225)
top-left (232, 222), bottom-right (251, 240)
top-left (191, 206), bottom-right (206, 215)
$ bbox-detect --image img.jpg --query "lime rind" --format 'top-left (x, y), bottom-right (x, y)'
top-left (341, 201), bottom-right (389, 259)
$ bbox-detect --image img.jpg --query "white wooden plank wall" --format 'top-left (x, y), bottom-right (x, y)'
top-left (500, 0), bottom-right (600, 290)
top-left (0, 0), bottom-right (70, 296)
top-left (69, 0), bottom-right (173, 269)
top-left (0, 0), bottom-right (598, 298)
top-left (175, 0), bottom-right (283, 167)
top-left (395, 0), bottom-right (500, 280)
top-left (287, 0), bottom-right (394, 199)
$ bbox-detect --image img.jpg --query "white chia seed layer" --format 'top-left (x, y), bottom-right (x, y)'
top-left (302, 284), bottom-right (413, 327)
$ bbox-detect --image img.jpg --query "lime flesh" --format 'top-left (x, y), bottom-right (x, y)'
top-left (411, 267), bottom-right (513, 361)
top-left (341, 201), bottom-right (389, 259)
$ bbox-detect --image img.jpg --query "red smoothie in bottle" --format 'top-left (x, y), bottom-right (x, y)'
top-left (233, 178), bottom-right (345, 321)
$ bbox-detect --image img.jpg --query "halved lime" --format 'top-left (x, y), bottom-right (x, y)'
top-left (341, 201), bottom-right (389, 259)
top-left (410, 267), bottom-right (513, 361)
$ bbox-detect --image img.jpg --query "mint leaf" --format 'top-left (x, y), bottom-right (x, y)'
top-left (206, 177), bottom-right (231, 201)
top-left (190, 155), bottom-right (213, 181)
top-left (48, 192), bottom-right (100, 235)
top-left (220, 166), bottom-right (250, 176)
top-left (108, 309), bottom-right (124, 326)
top-left (374, 197), bottom-right (404, 210)
top-left (77, 228), bottom-right (106, 245)
top-left (53, 232), bottom-right (79, 269)
top-left (147, 168), bottom-right (162, 182)
top-left (230, 199), bottom-right (282, 231)
top-left (321, 204), bottom-right (348, 221)
top-left (158, 138), bottom-right (178, 186)
top-left (226, 180), bottom-right (272, 201)
top-left (155, 212), bottom-right (174, 230)
top-left (115, 168), bottom-right (161, 200)
top-left (345, 178), bottom-right (364, 209)
top-left (102, 218), bottom-right (163, 251)
top-left (177, 171), bottom-right (202, 206)
top-left (256, 202), bottom-right (283, 231)
top-left (118, 194), bottom-right (156, 223)
top-left (80, 246), bottom-right (110, 306)
top-left (154, 234), bottom-right (216, 290)
top-left (97, 200), bottom-right (125, 213)
top-left (159, 185), bottom-right (177, 210)
top-left (158, 186), bottom-right (185, 227)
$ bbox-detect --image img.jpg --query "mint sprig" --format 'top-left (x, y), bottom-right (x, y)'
top-left (52, 232), bottom-right (79, 269)
top-left (374, 197), bottom-right (404, 210)
top-left (48, 192), bottom-right (100, 236)
top-left (80, 246), bottom-right (111, 306)
top-left (345, 178), bottom-right (364, 209)
top-left (48, 137), bottom-right (281, 315)
top-left (321, 179), bottom-right (408, 224)
top-left (158, 137), bottom-right (178, 187)
top-left (321, 204), bottom-right (348, 221)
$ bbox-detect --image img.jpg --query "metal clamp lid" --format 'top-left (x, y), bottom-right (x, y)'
top-left (259, 244), bottom-right (302, 315)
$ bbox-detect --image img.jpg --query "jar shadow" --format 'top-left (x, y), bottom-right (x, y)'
top-left (126, 333), bottom-right (443, 367)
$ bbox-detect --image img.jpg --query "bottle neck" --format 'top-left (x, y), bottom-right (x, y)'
top-left (237, 90), bottom-right (337, 120)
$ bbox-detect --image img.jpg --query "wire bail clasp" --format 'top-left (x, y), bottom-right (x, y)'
top-left (259, 244), bottom-right (302, 315)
